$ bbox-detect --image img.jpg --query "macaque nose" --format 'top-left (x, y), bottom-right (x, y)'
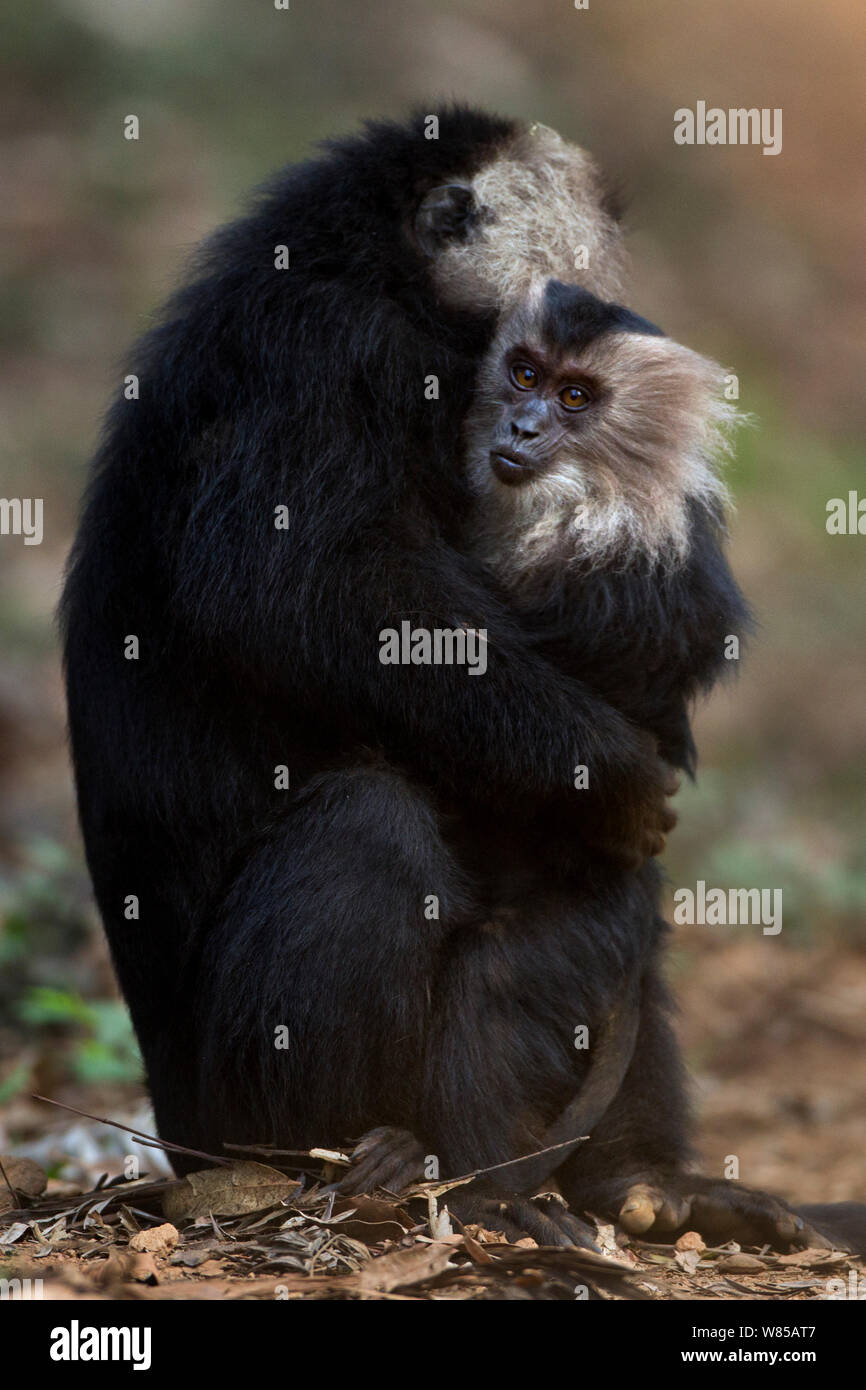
top-left (510, 415), bottom-right (540, 441)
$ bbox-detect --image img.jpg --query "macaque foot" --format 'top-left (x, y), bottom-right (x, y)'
top-left (449, 1190), bottom-right (599, 1250)
top-left (594, 750), bottom-right (681, 869)
top-left (617, 1175), bottom-right (831, 1250)
top-left (339, 1132), bottom-right (601, 1248)
top-left (337, 1126), bottom-right (427, 1195)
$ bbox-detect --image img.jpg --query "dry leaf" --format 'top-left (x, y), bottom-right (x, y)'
top-left (675, 1247), bottom-right (702, 1276)
top-left (0, 1222), bottom-right (30, 1245)
top-left (0, 1156), bottom-right (47, 1210)
top-left (163, 1162), bottom-right (301, 1221)
top-left (718, 1253), bottom-right (766, 1272)
top-left (593, 1221), bottom-right (620, 1259)
top-left (463, 1235), bottom-right (495, 1265)
top-left (328, 1195), bottom-right (414, 1243)
top-left (776, 1248), bottom-right (850, 1268)
top-left (354, 1241), bottom-right (455, 1293)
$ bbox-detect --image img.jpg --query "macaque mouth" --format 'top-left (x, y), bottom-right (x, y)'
top-left (490, 448), bottom-right (538, 486)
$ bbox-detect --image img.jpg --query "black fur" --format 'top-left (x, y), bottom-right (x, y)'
top-left (541, 278), bottom-right (665, 349)
top-left (60, 107), bottom-right (860, 1251)
top-left (516, 499), bottom-right (750, 775)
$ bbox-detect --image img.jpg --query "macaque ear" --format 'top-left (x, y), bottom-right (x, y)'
top-left (413, 184), bottom-right (481, 255)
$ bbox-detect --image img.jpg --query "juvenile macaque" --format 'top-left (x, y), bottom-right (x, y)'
top-left (463, 278), bottom-right (744, 772)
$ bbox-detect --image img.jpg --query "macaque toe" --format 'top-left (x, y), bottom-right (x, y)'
top-left (450, 1191), bottom-right (599, 1249)
top-left (337, 1126), bottom-right (426, 1195)
top-left (618, 1174), bottom-right (829, 1251)
top-left (619, 1183), bottom-right (689, 1234)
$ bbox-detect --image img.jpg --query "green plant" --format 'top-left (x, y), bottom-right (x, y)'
top-left (17, 987), bottom-right (141, 1084)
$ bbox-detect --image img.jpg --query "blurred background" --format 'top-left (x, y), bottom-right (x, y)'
top-left (1, 0), bottom-right (864, 1201)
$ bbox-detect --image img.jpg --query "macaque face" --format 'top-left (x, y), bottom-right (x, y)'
top-left (488, 344), bottom-right (601, 487)
top-left (475, 281), bottom-right (667, 488)
top-left (463, 280), bottom-right (735, 581)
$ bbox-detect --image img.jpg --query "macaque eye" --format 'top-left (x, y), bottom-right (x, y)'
top-left (510, 361), bottom-right (539, 390)
top-left (559, 383), bottom-right (593, 411)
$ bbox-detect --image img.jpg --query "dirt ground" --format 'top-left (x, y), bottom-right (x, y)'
top-left (2, 1147), bottom-right (863, 1302)
top-left (2, 931), bottom-right (865, 1302)
top-left (679, 936), bottom-right (866, 1208)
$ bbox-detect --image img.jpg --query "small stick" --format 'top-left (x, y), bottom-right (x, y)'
top-left (31, 1095), bottom-right (232, 1167)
